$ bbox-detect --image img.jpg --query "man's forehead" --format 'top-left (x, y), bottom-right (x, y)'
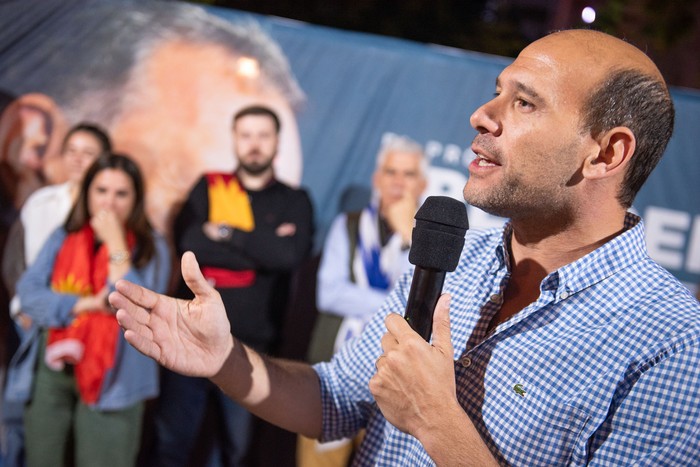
top-left (234, 113), bottom-right (277, 129)
top-left (496, 39), bottom-right (609, 107)
top-left (497, 56), bottom-right (565, 98)
top-left (380, 150), bottom-right (422, 170)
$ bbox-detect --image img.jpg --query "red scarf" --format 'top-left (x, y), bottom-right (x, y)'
top-left (46, 225), bottom-right (134, 404)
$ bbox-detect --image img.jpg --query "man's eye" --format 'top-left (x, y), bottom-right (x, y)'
top-left (516, 98), bottom-right (534, 109)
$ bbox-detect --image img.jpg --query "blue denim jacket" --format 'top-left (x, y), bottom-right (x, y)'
top-left (7, 227), bottom-right (171, 410)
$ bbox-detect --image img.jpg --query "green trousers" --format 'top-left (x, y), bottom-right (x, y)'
top-left (24, 334), bottom-right (144, 467)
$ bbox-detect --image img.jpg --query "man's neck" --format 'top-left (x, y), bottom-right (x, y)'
top-left (508, 209), bottom-right (627, 276)
top-left (237, 168), bottom-right (274, 191)
top-left (487, 210), bottom-right (627, 333)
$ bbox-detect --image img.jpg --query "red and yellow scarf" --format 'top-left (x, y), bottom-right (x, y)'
top-left (204, 173), bottom-right (255, 287)
top-left (46, 225), bottom-right (134, 404)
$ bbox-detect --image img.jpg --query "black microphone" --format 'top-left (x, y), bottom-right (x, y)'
top-left (404, 196), bottom-right (468, 341)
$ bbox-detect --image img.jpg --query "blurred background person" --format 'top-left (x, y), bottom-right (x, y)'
top-left (14, 154), bottom-right (170, 467)
top-left (4, 123), bottom-right (112, 327)
top-left (1, 122), bottom-right (111, 467)
top-left (149, 105), bottom-right (313, 466)
top-left (0, 93), bottom-right (69, 211)
top-left (301, 136), bottom-right (426, 466)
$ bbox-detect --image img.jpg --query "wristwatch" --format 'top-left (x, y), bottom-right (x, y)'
top-left (218, 225), bottom-right (233, 241)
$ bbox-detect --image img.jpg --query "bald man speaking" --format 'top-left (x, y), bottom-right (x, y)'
top-left (111, 30), bottom-right (699, 465)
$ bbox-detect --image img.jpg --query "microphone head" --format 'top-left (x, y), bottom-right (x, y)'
top-left (409, 196), bottom-right (468, 272)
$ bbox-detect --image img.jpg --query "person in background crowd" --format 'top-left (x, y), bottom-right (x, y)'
top-left (300, 135), bottom-right (427, 466)
top-left (149, 105), bottom-right (313, 466)
top-left (4, 123), bottom-right (112, 329)
top-left (111, 29), bottom-right (700, 465)
top-left (16, 154), bottom-right (170, 467)
top-left (1, 123), bottom-right (111, 467)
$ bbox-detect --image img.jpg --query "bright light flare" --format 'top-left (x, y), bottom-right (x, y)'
top-left (236, 56), bottom-right (260, 79)
top-left (581, 7), bottom-right (596, 24)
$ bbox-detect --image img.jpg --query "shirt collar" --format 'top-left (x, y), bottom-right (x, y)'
top-left (494, 213), bottom-right (646, 300)
top-left (233, 170), bottom-right (277, 191)
top-left (490, 224), bottom-right (512, 274)
top-left (555, 212), bottom-right (645, 299)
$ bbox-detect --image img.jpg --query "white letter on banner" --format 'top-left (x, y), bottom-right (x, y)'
top-left (425, 166), bottom-right (467, 201)
top-left (443, 144), bottom-right (462, 165)
top-left (644, 206), bottom-right (690, 270)
top-left (425, 140), bottom-right (443, 163)
top-left (685, 215), bottom-right (700, 273)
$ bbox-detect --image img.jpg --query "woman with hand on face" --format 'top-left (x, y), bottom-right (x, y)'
top-left (15, 154), bottom-right (170, 467)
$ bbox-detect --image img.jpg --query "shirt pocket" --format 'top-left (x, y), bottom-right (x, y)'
top-left (487, 395), bottom-right (591, 466)
top-left (528, 398), bottom-right (590, 466)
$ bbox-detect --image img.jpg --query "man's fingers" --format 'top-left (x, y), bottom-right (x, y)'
top-left (115, 305), bottom-right (162, 361)
top-left (109, 289), bottom-right (153, 323)
top-left (112, 278), bottom-right (159, 310)
top-left (122, 327), bottom-right (161, 362)
top-left (384, 312), bottom-right (413, 339)
top-left (431, 294), bottom-right (454, 353)
top-left (114, 306), bottom-right (151, 335)
top-left (380, 332), bottom-right (399, 352)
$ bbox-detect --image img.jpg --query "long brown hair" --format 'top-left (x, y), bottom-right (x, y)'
top-left (64, 153), bottom-right (155, 267)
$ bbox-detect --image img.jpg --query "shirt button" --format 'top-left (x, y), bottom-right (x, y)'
top-left (489, 294), bottom-right (501, 303)
top-left (560, 291), bottom-right (570, 300)
top-left (460, 357), bottom-right (472, 368)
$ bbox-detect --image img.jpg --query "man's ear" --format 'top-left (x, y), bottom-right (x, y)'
top-left (582, 127), bottom-right (636, 180)
top-left (0, 93), bottom-right (68, 206)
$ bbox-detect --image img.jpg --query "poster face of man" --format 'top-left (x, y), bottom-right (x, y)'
top-left (0, 1), bottom-right (304, 233)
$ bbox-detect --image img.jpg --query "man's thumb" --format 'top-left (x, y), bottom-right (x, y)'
top-left (181, 251), bottom-right (212, 298)
top-left (431, 294), bottom-right (453, 352)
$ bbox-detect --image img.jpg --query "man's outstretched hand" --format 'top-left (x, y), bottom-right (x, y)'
top-left (109, 251), bottom-right (234, 378)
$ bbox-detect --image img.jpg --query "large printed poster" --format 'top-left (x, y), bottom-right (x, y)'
top-left (0, 0), bottom-right (699, 290)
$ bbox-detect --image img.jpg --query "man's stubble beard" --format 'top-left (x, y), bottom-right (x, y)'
top-left (463, 162), bottom-right (577, 223)
top-left (237, 149), bottom-right (276, 176)
top-left (464, 135), bottom-right (583, 223)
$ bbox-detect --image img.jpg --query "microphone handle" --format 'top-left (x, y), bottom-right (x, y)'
top-left (404, 266), bottom-right (446, 341)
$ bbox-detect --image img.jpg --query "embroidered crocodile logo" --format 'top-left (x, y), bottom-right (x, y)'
top-left (513, 384), bottom-right (526, 397)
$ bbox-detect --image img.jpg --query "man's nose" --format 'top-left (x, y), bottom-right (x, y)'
top-left (390, 173), bottom-right (407, 188)
top-left (470, 99), bottom-right (502, 136)
top-left (248, 140), bottom-right (262, 151)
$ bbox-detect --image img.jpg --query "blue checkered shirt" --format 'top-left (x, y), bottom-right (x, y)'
top-left (314, 213), bottom-right (700, 465)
